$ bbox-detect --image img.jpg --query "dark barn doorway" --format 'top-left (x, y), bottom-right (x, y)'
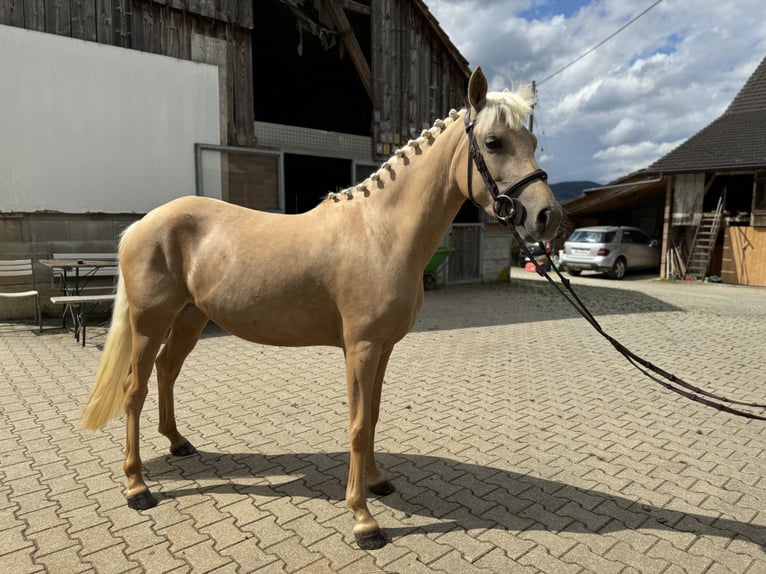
top-left (252, 1), bottom-right (372, 136)
top-left (284, 154), bottom-right (351, 214)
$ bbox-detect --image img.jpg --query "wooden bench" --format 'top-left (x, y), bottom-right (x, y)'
top-left (42, 254), bottom-right (118, 336)
top-left (50, 294), bottom-right (116, 346)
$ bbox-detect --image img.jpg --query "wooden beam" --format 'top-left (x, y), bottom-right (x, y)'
top-left (340, 0), bottom-right (370, 15)
top-left (324, 0), bottom-right (372, 100)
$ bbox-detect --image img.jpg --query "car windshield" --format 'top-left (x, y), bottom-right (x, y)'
top-left (568, 230), bottom-right (616, 243)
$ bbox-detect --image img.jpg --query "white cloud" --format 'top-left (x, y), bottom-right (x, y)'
top-left (602, 117), bottom-right (641, 146)
top-left (425, 0), bottom-right (766, 183)
top-left (593, 139), bottom-right (683, 182)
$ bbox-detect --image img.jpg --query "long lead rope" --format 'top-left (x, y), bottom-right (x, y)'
top-left (461, 106), bottom-right (764, 420)
top-left (515, 234), bottom-right (766, 421)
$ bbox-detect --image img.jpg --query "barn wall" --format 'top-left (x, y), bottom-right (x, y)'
top-left (721, 225), bottom-right (766, 286)
top-left (371, 0), bottom-right (468, 157)
top-left (0, 23), bottom-right (220, 214)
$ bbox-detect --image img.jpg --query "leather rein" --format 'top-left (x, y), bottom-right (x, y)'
top-left (517, 238), bottom-right (766, 421)
top-left (462, 108), bottom-right (766, 421)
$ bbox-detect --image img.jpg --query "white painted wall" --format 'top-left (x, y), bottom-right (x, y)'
top-left (0, 24), bottom-right (221, 214)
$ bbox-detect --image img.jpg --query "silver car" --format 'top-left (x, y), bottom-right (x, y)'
top-left (560, 226), bottom-right (660, 279)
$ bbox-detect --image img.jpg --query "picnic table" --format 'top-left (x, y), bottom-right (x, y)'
top-left (40, 258), bottom-right (119, 346)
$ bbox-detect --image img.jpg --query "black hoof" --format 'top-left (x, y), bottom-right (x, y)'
top-left (355, 529), bottom-right (388, 550)
top-left (369, 480), bottom-right (396, 496)
top-left (170, 441), bottom-right (198, 457)
top-left (127, 490), bottom-right (157, 511)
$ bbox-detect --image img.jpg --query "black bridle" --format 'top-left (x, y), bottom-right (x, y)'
top-left (464, 107), bottom-right (548, 226)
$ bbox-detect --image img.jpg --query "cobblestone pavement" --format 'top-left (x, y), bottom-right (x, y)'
top-left (1, 273), bottom-right (765, 573)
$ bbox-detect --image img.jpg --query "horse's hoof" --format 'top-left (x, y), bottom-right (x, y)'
top-left (354, 529), bottom-right (388, 550)
top-left (170, 441), bottom-right (197, 456)
top-left (369, 480), bottom-right (396, 496)
top-left (127, 490), bottom-right (157, 511)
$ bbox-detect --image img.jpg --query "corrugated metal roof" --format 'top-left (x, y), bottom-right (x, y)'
top-left (648, 56), bottom-right (766, 174)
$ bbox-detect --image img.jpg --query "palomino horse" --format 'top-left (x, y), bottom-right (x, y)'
top-left (81, 67), bottom-right (563, 549)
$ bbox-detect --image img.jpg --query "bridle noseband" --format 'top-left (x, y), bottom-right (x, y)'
top-left (464, 107), bottom-right (548, 226)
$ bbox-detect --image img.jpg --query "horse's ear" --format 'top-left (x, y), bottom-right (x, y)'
top-left (468, 67), bottom-right (488, 112)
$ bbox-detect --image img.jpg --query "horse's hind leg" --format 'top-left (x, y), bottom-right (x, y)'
top-left (155, 305), bottom-right (208, 456)
top-left (124, 312), bottom-right (176, 510)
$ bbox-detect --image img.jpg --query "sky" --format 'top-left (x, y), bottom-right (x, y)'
top-left (424, 0), bottom-right (766, 185)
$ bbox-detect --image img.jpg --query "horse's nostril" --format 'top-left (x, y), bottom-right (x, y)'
top-left (537, 208), bottom-right (551, 228)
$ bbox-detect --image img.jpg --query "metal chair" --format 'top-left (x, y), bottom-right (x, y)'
top-left (0, 259), bottom-right (42, 332)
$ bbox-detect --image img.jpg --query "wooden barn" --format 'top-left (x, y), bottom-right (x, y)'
top-left (1, 1), bottom-right (520, 320)
top-left (562, 55), bottom-right (766, 287)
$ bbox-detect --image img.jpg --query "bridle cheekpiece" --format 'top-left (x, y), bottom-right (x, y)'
top-left (463, 107), bottom-right (548, 227)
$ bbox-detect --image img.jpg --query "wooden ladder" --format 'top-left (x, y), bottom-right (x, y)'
top-left (684, 192), bottom-right (724, 280)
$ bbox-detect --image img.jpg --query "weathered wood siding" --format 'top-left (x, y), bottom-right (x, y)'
top-left (447, 224), bottom-right (482, 283)
top-left (0, 0), bottom-right (254, 146)
top-left (1, 0), bottom-right (253, 43)
top-left (371, 0), bottom-right (469, 158)
top-left (721, 225), bottom-right (766, 286)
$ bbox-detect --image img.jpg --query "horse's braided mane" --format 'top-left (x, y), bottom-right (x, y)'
top-left (325, 85), bottom-right (534, 202)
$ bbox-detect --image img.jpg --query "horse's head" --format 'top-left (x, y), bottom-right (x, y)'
top-left (458, 67), bottom-right (563, 241)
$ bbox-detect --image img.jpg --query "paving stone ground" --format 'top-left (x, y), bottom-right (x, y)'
top-left (1, 272), bottom-right (765, 573)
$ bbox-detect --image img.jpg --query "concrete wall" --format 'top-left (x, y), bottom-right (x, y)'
top-left (0, 212), bottom-right (140, 320)
top-left (482, 231), bottom-right (515, 283)
top-left (0, 24), bottom-right (221, 214)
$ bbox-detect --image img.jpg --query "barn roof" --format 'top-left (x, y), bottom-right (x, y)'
top-left (647, 56), bottom-right (766, 174)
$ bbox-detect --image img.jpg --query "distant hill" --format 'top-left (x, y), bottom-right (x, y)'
top-left (551, 181), bottom-right (601, 203)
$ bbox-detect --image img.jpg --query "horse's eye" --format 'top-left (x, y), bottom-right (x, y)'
top-left (485, 136), bottom-right (502, 151)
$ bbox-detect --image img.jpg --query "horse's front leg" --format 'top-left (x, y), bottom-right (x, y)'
top-left (366, 347), bottom-right (395, 496)
top-left (345, 341), bottom-right (388, 549)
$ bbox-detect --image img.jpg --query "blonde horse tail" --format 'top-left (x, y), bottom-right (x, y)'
top-left (80, 272), bottom-right (132, 430)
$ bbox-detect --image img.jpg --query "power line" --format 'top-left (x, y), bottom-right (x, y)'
top-left (537, 0), bottom-right (664, 86)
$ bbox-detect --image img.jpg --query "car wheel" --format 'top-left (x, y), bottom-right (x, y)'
top-left (566, 266), bottom-right (581, 276)
top-left (609, 258), bottom-right (627, 280)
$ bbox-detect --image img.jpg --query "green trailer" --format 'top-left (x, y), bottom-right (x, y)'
top-left (423, 246), bottom-right (455, 290)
